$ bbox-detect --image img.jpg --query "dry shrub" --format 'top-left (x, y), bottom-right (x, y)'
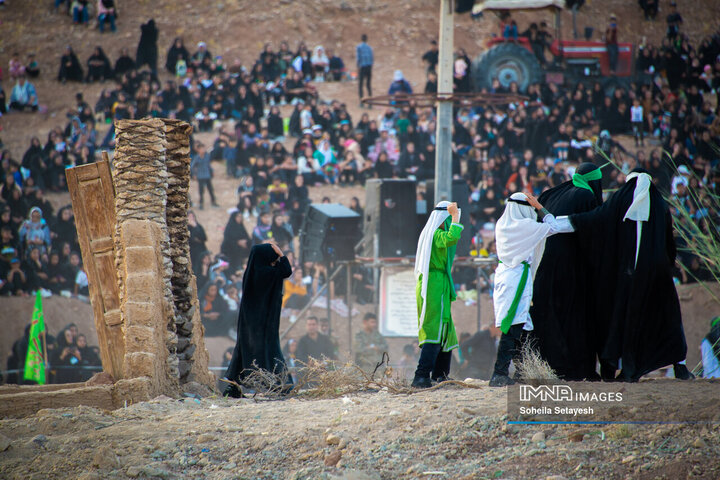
top-left (515, 339), bottom-right (558, 381)
top-left (219, 353), bottom-right (485, 400)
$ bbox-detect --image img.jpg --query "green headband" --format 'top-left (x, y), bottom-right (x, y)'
top-left (712, 316), bottom-right (720, 328)
top-left (572, 168), bottom-right (602, 192)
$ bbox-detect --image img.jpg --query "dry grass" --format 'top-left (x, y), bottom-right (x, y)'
top-left (219, 353), bottom-right (486, 400)
top-left (515, 339), bottom-right (559, 381)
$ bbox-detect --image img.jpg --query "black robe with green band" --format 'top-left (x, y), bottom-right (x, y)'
top-left (530, 163), bottom-right (603, 380)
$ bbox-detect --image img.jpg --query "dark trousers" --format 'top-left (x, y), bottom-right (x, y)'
top-left (493, 324), bottom-right (526, 377)
top-left (414, 343), bottom-right (452, 381)
top-left (358, 65), bottom-right (372, 100)
top-left (607, 43), bottom-right (619, 72)
top-left (198, 179), bottom-right (216, 205)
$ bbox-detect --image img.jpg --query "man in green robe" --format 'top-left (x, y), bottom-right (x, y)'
top-left (412, 201), bottom-right (463, 388)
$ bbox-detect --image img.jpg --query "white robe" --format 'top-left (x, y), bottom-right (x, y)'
top-left (493, 213), bottom-right (573, 331)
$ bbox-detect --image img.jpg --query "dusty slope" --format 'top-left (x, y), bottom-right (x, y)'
top-left (0, 381), bottom-right (718, 480)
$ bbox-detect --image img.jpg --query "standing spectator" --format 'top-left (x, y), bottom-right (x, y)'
top-left (605, 14), bottom-right (619, 74)
top-left (58, 46), bottom-right (84, 83)
top-left (422, 40), bottom-right (439, 72)
top-left (354, 313), bottom-right (389, 372)
top-left (8, 76), bottom-right (38, 112)
top-left (135, 19), bottom-right (159, 77)
top-left (188, 211), bottom-right (207, 267)
top-left (97, 0), bottom-right (117, 33)
top-left (666, 1), bottom-right (683, 41)
top-left (190, 142), bottom-right (218, 209)
top-left (295, 316), bottom-right (337, 364)
top-left (356, 33), bottom-right (374, 105)
top-left (631, 98), bottom-right (644, 146)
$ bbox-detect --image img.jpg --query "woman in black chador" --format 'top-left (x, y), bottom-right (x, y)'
top-left (223, 243), bottom-right (292, 398)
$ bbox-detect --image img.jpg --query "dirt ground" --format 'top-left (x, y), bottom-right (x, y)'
top-left (0, 380), bottom-right (718, 480)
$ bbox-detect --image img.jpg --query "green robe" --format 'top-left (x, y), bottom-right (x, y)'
top-left (417, 221), bottom-right (463, 351)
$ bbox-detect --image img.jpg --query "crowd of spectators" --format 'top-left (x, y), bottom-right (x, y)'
top-left (6, 322), bottom-right (101, 385)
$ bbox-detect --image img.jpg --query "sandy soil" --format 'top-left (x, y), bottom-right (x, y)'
top-left (0, 380), bottom-right (718, 480)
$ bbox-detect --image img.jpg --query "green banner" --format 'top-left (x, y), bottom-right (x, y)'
top-left (23, 291), bottom-right (46, 385)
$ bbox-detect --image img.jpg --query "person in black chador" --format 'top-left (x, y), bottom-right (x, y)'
top-left (222, 243), bottom-right (292, 398)
top-left (530, 162), bottom-right (603, 380)
top-left (58, 46), bottom-right (84, 83)
top-left (135, 19), bottom-right (159, 76)
top-left (569, 168), bottom-right (692, 382)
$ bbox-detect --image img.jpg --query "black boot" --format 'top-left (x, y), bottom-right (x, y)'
top-left (673, 363), bottom-right (695, 380)
top-left (223, 382), bottom-right (243, 398)
top-left (411, 376), bottom-right (432, 389)
top-left (489, 374), bottom-right (515, 387)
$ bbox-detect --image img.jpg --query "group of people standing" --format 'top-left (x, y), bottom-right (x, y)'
top-left (411, 164), bottom-right (694, 388)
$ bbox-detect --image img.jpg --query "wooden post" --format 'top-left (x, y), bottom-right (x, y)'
top-left (66, 156), bottom-right (125, 379)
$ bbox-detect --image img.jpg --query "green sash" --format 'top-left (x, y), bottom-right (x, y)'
top-left (571, 168), bottom-right (602, 192)
top-left (500, 261), bottom-right (530, 334)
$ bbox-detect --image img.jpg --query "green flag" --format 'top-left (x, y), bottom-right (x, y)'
top-left (23, 291), bottom-right (46, 385)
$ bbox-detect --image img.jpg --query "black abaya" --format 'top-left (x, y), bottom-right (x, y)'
top-left (570, 168), bottom-right (687, 381)
top-left (220, 215), bottom-right (251, 272)
top-left (530, 163), bottom-right (602, 380)
top-left (136, 19), bottom-right (159, 72)
top-left (224, 244), bottom-right (293, 388)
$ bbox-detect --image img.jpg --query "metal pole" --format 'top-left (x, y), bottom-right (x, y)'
top-left (346, 263), bottom-right (353, 359)
top-left (434, 0), bottom-right (454, 203)
top-left (476, 265), bottom-right (482, 332)
top-left (326, 260), bottom-right (332, 327)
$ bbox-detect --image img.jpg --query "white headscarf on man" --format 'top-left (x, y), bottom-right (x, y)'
top-left (414, 201), bottom-right (459, 326)
top-left (495, 192), bottom-right (550, 275)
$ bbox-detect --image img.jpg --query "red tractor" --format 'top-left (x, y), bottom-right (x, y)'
top-left (470, 0), bottom-right (634, 92)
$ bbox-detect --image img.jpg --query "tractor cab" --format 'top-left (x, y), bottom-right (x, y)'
top-left (472, 0), bottom-right (634, 92)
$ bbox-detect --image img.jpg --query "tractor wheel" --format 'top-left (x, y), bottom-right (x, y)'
top-left (472, 43), bottom-right (543, 93)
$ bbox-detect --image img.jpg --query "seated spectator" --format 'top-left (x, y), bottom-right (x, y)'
top-left (282, 268), bottom-right (310, 312)
top-left (97, 0), bottom-right (117, 33)
top-left (114, 48), bottom-right (136, 78)
top-left (0, 81), bottom-right (7, 114)
top-left (327, 49), bottom-right (345, 82)
top-left (388, 70), bottom-right (413, 96)
top-left (199, 282), bottom-right (231, 337)
top-left (5, 257), bottom-right (27, 296)
top-left (46, 251), bottom-right (72, 293)
top-left (252, 211), bottom-right (273, 245)
top-left (19, 207), bottom-right (50, 259)
top-left (75, 333), bottom-right (101, 381)
top-left (354, 313), bottom-right (389, 372)
top-left (8, 52), bottom-right (25, 79)
top-left (74, 261), bottom-right (88, 297)
top-left (268, 176), bottom-right (288, 209)
top-left (71, 0), bottom-right (89, 25)
top-left (194, 105), bottom-right (217, 132)
top-left (51, 328), bottom-right (81, 383)
top-left (191, 42), bottom-right (212, 68)
top-left (9, 76), bottom-right (38, 112)
top-left (295, 316), bottom-right (337, 365)
top-left (270, 213), bottom-right (293, 252)
top-left (86, 46), bottom-right (113, 82)
top-left (23, 246), bottom-right (49, 294)
top-left (220, 211), bottom-right (250, 273)
top-left (311, 46), bottom-right (329, 81)
top-left (58, 46), bottom-right (84, 83)
top-left (166, 37), bottom-right (190, 74)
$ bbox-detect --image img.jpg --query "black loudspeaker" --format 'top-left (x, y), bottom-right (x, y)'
top-left (363, 179), bottom-right (418, 258)
top-left (424, 178), bottom-right (472, 256)
top-left (300, 204), bottom-right (362, 263)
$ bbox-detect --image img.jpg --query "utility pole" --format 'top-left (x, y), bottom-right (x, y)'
top-left (434, 0), bottom-right (454, 203)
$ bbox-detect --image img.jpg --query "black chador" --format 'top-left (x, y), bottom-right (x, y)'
top-left (531, 162), bottom-right (603, 380)
top-left (569, 168), bottom-right (689, 381)
top-left (223, 244), bottom-right (292, 397)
